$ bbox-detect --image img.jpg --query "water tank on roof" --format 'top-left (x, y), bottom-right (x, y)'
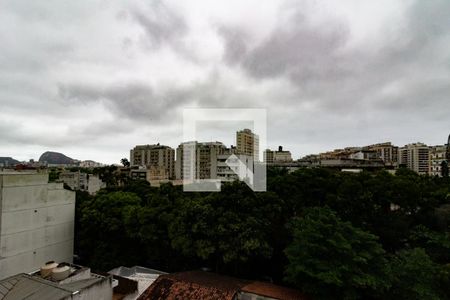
top-left (40, 261), bottom-right (58, 278)
top-left (52, 264), bottom-right (71, 281)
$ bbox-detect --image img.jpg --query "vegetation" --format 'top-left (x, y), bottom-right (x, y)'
top-left (75, 167), bottom-right (450, 299)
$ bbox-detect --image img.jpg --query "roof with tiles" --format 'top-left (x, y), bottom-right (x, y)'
top-left (137, 271), bottom-right (308, 300)
top-left (240, 281), bottom-right (309, 300)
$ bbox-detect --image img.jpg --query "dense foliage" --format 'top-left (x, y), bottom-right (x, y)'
top-left (75, 168), bottom-right (450, 299)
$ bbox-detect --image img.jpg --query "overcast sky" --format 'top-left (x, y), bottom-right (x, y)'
top-left (1, 0), bottom-right (449, 164)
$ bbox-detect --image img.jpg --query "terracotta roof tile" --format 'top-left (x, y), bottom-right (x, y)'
top-left (241, 281), bottom-right (309, 300)
top-left (138, 271), bottom-right (308, 300)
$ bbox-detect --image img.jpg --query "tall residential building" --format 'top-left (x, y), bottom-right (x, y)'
top-left (236, 129), bottom-right (259, 161)
top-left (264, 146), bottom-right (293, 163)
top-left (0, 172), bottom-right (75, 280)
top-left (130, 144), bottom-right (175, 180)
top-left (365, 142), bottom-right (399, 165)
top-left (429, 145), bottom-right (447, 176)
top-left (398, 143), bottom-right (430, 175)
top-left (175, 142), bottom-right (226, 181)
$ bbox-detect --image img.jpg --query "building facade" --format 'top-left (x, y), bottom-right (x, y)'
top-left (0, 172), bottom-right (75, 280)
top-left (236, 129), bottom-right (259, 161)
top-left (398, 143), bottom-right (430, 175)
top-left (264, 146), bottom-right (293, 163)
top-left (429, 145), bottom-right (447, 176)
top-left (365, 142), bottom-right (399, 166)
top-left (59, 171), bottom-right (88, 191)
top-left (175, 142), bottom-right (226, 181)
top-left (59, 172), bottom-right (105, 195)
top-left (130, 144), bottom-right (175, 180)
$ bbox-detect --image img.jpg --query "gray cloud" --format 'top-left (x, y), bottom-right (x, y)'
top-left (58, 82), bottom-right (183, 122)
top-left (1, 0), bottom-right (450, 163)
top-left (133, 4), bottom-right (187, 47)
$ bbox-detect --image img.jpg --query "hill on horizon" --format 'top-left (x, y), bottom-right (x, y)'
top-left (0, 157), bottom-right (20, 166)
top-left (39, 151), bottom-right (75, 165)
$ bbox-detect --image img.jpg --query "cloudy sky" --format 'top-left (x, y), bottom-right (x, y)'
top-left (1, 0), bottom-right (449, 164)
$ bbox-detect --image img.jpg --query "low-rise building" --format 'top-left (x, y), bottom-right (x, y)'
top-left (264, 146), bottom-right (293, 163)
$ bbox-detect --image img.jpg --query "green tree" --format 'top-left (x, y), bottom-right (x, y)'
top-left (78, 191), bottom-right (143, 270)
top-left (121, 158), bottom-right (130, 167)
top-left (284, 207), bottom-right (391, 299)
top-left (387, 248), bottom-right (441, 300)
top-left (169, 182), bottom-right (272, 274)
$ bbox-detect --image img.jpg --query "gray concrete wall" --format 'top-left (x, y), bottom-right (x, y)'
top-left (0, 172), bottom-right (75, 280)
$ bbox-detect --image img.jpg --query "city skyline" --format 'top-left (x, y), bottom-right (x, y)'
top-left (1, 1), bottom-right (450, 164)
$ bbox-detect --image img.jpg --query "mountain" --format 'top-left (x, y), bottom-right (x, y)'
top-left (39, 151), bottom-right (75, 165)
top-left (0, 157), bottom-right (20, 166)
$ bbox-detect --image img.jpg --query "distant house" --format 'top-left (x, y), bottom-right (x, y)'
top-left (137, 270), bottom-right (308, 300)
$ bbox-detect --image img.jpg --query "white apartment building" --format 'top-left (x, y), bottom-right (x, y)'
top-left (0, 172), bottom-right (75, 280)
top-left (398, 143), bottom-right (430, 175)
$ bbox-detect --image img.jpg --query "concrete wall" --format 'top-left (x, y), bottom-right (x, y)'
top-left (0, 172), bottom-right (75, 280)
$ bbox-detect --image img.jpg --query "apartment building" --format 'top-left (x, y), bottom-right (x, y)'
top-left (175, 141), bottom-right (226, 181)
top-left (398, 143), bottom-right (430, 175)
top-left (130, 144), bottom-right (175, 180)
top-left (236, 129), bottom-right (259, 161)
top-left (264, 146), bottom-right (293, 163)
top-left (0, 172), bottom-right (75, 280)
top-left (365, 142), bottom-right (399, 166)
top-left (429, 145), bottom-right (447, 176)
top-left (59, 171), bottom-right (88, 191)
top-left (58, 171), bottom-right (105, 195)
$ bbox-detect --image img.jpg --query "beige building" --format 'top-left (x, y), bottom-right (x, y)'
top-left (0, 172), bottom-right (75, 280)
top-left (365, 142), bottom-right (399, 166)
top-left (264, 146), bottom-right (293, 163)
top-left (130, 144), bottom-right (175, 180)
top-left (236, 129), bottom-right (259, 161)
top-left (429, 145), bottom-right (447, 176)
top-left (398, 143), bottom-right (430, 175)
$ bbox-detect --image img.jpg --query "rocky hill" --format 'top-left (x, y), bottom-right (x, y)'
top-left (39, 151), bottom-right (75, 165)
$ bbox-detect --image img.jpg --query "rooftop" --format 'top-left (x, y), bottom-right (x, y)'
top-left (0, 273), bottom-right (104, 300)
top-left (137, 270), bottom-right (308, 300)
